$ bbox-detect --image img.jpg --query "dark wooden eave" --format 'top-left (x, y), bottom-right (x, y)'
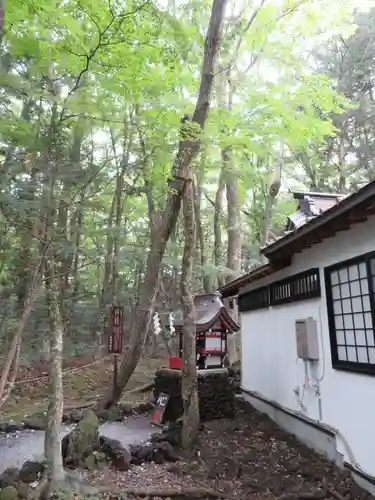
top-left (219, 259), bottom-right (291, 299)
top-left (263, 180), bottom-right (375, 261)
top-left (219, 180), bottom-right (375, 297)
top-left (173, 293), bottom-right (240, 333)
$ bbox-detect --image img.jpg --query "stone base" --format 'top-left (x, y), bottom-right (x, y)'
top-left (154, 368), bottom-right (235, 423)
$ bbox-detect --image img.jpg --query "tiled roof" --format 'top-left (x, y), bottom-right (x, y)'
top-left (219, 181), bottom-right (375, 297)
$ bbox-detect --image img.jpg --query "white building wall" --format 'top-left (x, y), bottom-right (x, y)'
top-left (241, 214), bottom-right (375, 478)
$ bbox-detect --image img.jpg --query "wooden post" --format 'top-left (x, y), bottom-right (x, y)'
top-left (113, 353), bottom-right (118, 400)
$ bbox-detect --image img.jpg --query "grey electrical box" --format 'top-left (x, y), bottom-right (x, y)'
top-left (295, 317), bottom-right (319, 360)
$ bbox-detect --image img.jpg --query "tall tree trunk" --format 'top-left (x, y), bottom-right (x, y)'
top-left (224, 149), bottom-right (241, 279)
top-left (194, 177), bottom-right (210, 293)
top-left (39, 69), bottom-right (65, 497)
top-left (223, 157), bottom-right (241, 365)
top-left (71, 191), bottom-right (84, 308)
top-left (99, 195), bottom-right (116, 345)
top-left (58, 123), bottom-right (83, 336)
top-left (219, 71), bottom-right (241, 365)
top-left (337, 133), bottom-right (346, 193)
top-left (0, 284), bottom-right (40, 406)
top-left (43, 259), bottom-right (65, 496)
top-left (0, 0), bottom-right (4, 48)
top-left (111, 151), bottom-right (132, 307)
top-left (101, 195), bottom-right (116, 307)
top-left (195, 149), bottom-right (211, 293)
top-left (181, 179), bottom-right (199, 449)
top-left (261, 142), bottom-right (284, 258)
top-left (99, 0), bottom-right (228, 408)
top-left (214, 169), bottom-right (225, 288)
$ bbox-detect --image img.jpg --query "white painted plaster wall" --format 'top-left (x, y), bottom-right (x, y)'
top-left (241, 214), bottom-right (375, 477)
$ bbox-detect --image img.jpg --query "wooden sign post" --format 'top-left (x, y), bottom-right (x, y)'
top-left (108, 305), bottom-right (124, 398)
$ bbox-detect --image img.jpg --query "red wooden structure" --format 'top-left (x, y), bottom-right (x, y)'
top-left (168, 293), bottom-right (240, 370)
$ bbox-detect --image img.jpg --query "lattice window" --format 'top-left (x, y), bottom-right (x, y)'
top-left (326, 253), bottom-right (375, 373)
top-left (270, 268), bottom-right (320, 306)
top-left (238, 268), bottom-right (321, 312)
top-left (239, 286), bottom-right (269, 312)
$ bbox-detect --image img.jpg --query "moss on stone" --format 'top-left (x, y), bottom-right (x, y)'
top-left (0, 486), bottom-right (18, 500)
top-left (63, 409), bottom-right (100, 466)
top-left (83, 455), bottom-right (96, 471)
top-left (23, 411), bottom-right (47, 430)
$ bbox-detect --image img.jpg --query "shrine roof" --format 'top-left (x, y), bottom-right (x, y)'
top-left (173, 293), bottom-right (240, 333)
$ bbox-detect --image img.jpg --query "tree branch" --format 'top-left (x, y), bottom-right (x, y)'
top-left (59, 0), bottom-right (151, 122)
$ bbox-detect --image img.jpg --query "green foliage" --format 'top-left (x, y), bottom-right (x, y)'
top-left (0, 0), bottom-right (369, 361)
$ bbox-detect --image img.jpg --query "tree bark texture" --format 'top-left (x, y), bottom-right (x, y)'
top-left (41, 72), bottom-right (65, 496)
top-left (57, 123), bottom-right (83, 337)
top-left (195, 150), bottom-right (211, 293)
top-left (44, 259), bottom-right (65, 495)
top-left (100, 0), bottom-right (228, 408)
top-left (217, 71), bottom-right (240, 365)
top-left (0, 239), bottom-right (43, 406)
top-left (214, 168), bottom-right (225, 289)
top-left (224, 147), bottom-right (242, 280)
top-left (0, 284), bottom-right (40, 406)
top-left (262, 142), bottom-right (284, 253)
top-left (181, 179), bottom-right (200, 449)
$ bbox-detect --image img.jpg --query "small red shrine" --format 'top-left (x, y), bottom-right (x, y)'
top-left (168, 293), bottom-right (240, 370)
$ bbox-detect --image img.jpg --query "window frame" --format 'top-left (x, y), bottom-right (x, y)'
top-left (239, 285), bottom-right (270, 312)
top-left (238, 267), bottom-right (321, 313)
top-left (325, 250), bottom-right (375, 375)
top-left (270, 268), bottom-right (321, 306)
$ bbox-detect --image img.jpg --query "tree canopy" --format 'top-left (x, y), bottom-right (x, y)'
top-left (0, 0), bottom-right (372, 361)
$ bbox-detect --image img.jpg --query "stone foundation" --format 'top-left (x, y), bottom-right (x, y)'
top-left (154, 368), bottom-right (235, 423)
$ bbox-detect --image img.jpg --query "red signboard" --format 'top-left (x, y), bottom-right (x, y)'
top-left (108, 305), bottom-right (124, 354)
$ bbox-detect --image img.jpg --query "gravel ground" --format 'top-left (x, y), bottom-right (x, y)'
top-left (85, 400), bottom-right (374, 500)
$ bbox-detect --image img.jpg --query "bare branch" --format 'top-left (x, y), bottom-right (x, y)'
top-left (229, 0), bottom-right (267, 67)
top-left (59, 0), bottom-right (151, 121)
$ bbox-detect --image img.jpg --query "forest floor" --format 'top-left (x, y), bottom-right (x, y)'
top-left (0, 354), bottom-right (167, 421)
top-left (1, 360), bottom-right (373, 500)
top-left (86, 400), bottom-right (373, 500)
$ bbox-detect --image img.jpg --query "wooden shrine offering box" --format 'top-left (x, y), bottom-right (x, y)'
top-left (168, 293), bottom-right (240, 371)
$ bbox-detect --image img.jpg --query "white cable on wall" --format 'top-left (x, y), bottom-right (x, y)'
top-left (312, 303), bottom-right (326, 383)
top-left (291, 305), bottom-right (363, 474)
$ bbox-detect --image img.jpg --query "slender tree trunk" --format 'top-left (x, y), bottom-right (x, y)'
top-left (39, 69), bottom-right (65, 497)
top-left (181, 179), bottom-right (199, 449)
top-left (0, 285), bottom-right (40, 405)
top-left (224, 149), bottom-right (241, 278)
top-left (223, 146), bottom-right (240, 366)
top-left (214, 169), bottom-right (225, 288)
top-left (99, 195), bottom-right (116, 344)
top-left (57, 124), bottom-right (83, 336)
top-left (111, 145), bottom-right (132, 306)
top-left (337, 133), bottom-right (346, 193)
top-left (221, 73), bottom-right (241, 366)
top-left (195, 150), bottom-right (211, 293)
top-left (111, 173), bottom-right (123, 307)
top-left (0, 0), bottom-right (4, 48)
top-left (262, 142), bottom-right (284, 250)
top-left (99, 0), bottom-right (228, 408)
top-left (71, 192), bottom-right (84, 307)
top-left (43, 260), bottom-right (65, 496)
